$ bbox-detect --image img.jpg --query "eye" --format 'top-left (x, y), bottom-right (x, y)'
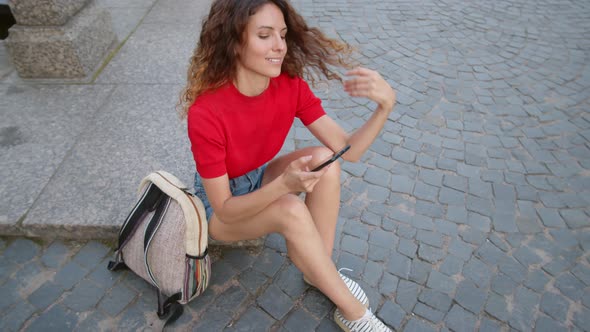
top-left (259, 35), bottom-right (269, 39)
top-left (281, 35), bottom-right (286, 40)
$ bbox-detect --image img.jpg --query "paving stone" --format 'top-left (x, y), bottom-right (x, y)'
top-left (369, 229), bottom-right (398, 249)
top-left (413, 181), bottom-right (439, 202)
top-left (223, 249), bottom-right (256, 272)
top-left (396, 279), bottom-right (420, 312)
top-left (2, 238), bottom-right (40, 264)
top-left (413, 302), bottom-right (445, 323)
top-left (409, 259), bottom-right (431, 285)
top-left (447, 206), bottom-right (468, 224)
top-left (456, 278), bottom-right (488, 314)
top-left (491, 272), bottom-right (518, 296)
top-left (573, 307), bottom-right (590, 331)
top-left (463, 258), bottom-right (493, 288)
top-left (434, 218), bottom-right (459, 237)
top-left (386, 251), bottom-right (411, 279)
top-left (513, 246), bottom-right (543, 267)
top-left (342, 234), bottom-right (369, 257)
top-left (550, 229), bottom-right (579, 249)
top-left (485, 293), bottom-right (510, 322)
top-left (416, 200), bottom-right (445, 219)
top-left (0, 300), bottom-right (35, 332)
top-left (368, 244), bottom-right (390, 262)
top-left (72, 241), bottom-right (111, 269)
top-left (284, 307), bottom-right (320, 332)
top-left (560, 209), bottom-right (590, 229)
top-left (27, 281), bottom-right (64, 310)
top-left (467, 195), bottom-right (494, 218)
top-left (581, 289), bottom-right (590, 308)
top-left (257, 284), bottom-right (294, 320)
top-left (536, 208), bottom-right (566, 228)
top-left (192, 305), bottom-right (232, 331)
top-left (390, 175), bottom-right (415, 194)
top-left (480, 317), bottom-right (503, 332)
top-left (27, 304), bottom-right (78, 332)
top-left (363, 260), bottom-right (384, 287)
top-left (361, 210), bottom-right (382, 227)
top-left (426, 270), bottom-right (456, 295)
top-left (525, 269), bottom-right (551, 293)
top-left (210, 260), bottom-right (238, 286)
top-left (418, 288), bottom-right (452, 312)
top-left (542, 251), bottom-right (572, 274)
top-left (554, 273), bottom-right (585, 301)
top-left (476, 241), bottom-right (506, 265)
top-left (439, 255), bottom-right (464, 276)
top-left (75, 311), bottom-right (112, 332)
top-left (492, 210), bottom-right (519, 233)
top-left (276, 263), bottom-right (306, 299)
top-left (448, 238), bottom-right (473, 261)
top-left (572, 264), bottom-right (590, 286)
top-left (98, 282), bottom-right (137, 316)
top-left (509, 286), bottom-right (541, 332)
top-left (418, 243), bottom-right (445, 263)
top-left (416, 230), bottom-right (444, 248)
top-left (62, 279), bottom-right (107, 312)
top-left (378, 300), bottom-right (405, 330)
top-left (498, 257), bottom-right (527, 283)
top-left (460, 226), bottom-right (487, 245)
top-left (445, 305), bottom-right (478, 332)
top-left (404, 317), bottom-right (437, 332)
top-left (343, 220), bottom-right (370, 241)
top-left (534, 316), bottom-right (567, 332)
top-left (364, 167), bottom-right (392, 188)
top-left (253, 248), bottom-right (284, 278)
top-left (316, 316), bottom-right (341, 332)
top-left (302, 288), bottom-right (332, 319)
top-left (238, 268), bottom-right (268, 294)
top-left (379, 272), bottom-right (399, 296)
top-left (337, 252), bottom-right (366, 279)
top-left (265, 233), bottom-right (287, 253)
top-left (40, 241), bottom-right (70, 268)
top-left (488, 233), bottom-right (510, 252)
top-left (53, 261), bottom-right (89, 290)
top-left (443, 174), bottom-right (467, 192)
top-left (540, 292), bottom-right (569, 322)
top-left (398, 238), bottom-right (417, 258)
top-left (397, 224), bottom-right (417, 239)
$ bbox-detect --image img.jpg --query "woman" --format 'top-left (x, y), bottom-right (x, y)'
top-left (180, 0), bottom-right (396, 330)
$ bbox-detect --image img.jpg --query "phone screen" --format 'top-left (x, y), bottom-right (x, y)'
top-left (311, 145), bottom-right (351, 172)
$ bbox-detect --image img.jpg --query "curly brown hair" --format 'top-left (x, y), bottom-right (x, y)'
top-left (178, 0), bottom-right (354, 118)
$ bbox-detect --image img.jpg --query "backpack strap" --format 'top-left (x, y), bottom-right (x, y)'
top-left (107, 182), bottom-right (165, 271)
top-left (142, 195), bottom-right (184, 327)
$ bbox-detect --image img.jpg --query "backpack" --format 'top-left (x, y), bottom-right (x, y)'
top-left (107, 171), bottom-right (211, 326)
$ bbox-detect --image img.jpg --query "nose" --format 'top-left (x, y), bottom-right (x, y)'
top-left (273, 34), bottom-right (285, 52)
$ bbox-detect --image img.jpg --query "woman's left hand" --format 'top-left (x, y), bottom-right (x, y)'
top-left (343, 67), bottom-right (396, 111)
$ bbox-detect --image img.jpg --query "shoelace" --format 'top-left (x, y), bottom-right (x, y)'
top-left (338, 267), bottom-right (353, 274)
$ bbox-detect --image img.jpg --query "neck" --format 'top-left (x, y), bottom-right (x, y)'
top-left (233, 70), bottom-right (270, 97)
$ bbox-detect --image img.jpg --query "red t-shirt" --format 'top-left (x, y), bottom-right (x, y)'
top-left (188, 73), bottom-right (326, 179)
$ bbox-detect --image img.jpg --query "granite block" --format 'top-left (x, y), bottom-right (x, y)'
top-left (6, 4), bottom-right (116, 78)
top-left (9, 0), bottom-right (89, 26)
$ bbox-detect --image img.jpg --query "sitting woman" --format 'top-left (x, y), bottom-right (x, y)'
top-left (179, 0), bottom-right (396, 330)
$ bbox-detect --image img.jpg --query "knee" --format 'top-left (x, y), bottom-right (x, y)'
top-left (310, 147), bottom-right (342, 181)
top-left (273, 194), bottom-right (315, 236)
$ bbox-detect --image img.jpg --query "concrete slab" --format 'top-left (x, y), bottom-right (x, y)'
top-left (142, 0), bottom-right (211, 25)
top-left (22, 84), bottom-right (193, 238)
top-left (0, 84), bottom-right (115, 235)
top-left (96, 22), bottom-right (199, 84)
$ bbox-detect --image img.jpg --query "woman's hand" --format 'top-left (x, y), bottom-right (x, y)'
top-left (279, 155), bottom-right (330, 193)
top-left (343, 67), bottom-right (396, 111)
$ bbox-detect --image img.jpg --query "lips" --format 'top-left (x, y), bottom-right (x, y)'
top-left (266, 58), bottom-right (282, 64)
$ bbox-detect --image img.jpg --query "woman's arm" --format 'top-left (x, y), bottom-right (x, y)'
top-left (202, 155), bottom-right (330, 224)
top-left (307, 67), bottom-right (396, 161)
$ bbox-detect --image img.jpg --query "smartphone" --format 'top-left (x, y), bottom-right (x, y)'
top-left (311, 145), bottom-right (351, 172)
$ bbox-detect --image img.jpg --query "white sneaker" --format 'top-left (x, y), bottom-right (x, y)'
top-left (334, 308), bottom-right (392, 332)
top-left (303, 268), bottom-right (370, 308)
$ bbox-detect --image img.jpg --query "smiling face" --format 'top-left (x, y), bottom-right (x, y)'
top-left (235, 3), bottom-right (287, 91)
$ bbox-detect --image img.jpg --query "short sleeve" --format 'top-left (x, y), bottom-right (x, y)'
top-left (295, 78), bottom-right (325, 126)
top-left (187, 104), bottom-right (227, 178)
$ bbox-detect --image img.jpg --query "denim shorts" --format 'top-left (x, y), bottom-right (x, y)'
top-left (193, 165), bottom-right (267, 221)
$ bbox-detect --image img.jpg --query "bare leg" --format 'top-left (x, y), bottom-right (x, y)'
top-left (209, 194), bottom-right (365, 320)
top-left (261, 146), bottom-right (341, 255)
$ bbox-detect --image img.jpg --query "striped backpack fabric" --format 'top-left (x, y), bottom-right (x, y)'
top-left (108, 171), bottom-right (211, 326)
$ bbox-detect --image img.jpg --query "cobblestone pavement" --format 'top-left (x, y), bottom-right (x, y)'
top-left (1, 0), bottom-right (590, 331)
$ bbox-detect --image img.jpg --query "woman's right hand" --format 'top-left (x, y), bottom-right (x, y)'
top-left (280, 155), bottom-right (331, 193)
